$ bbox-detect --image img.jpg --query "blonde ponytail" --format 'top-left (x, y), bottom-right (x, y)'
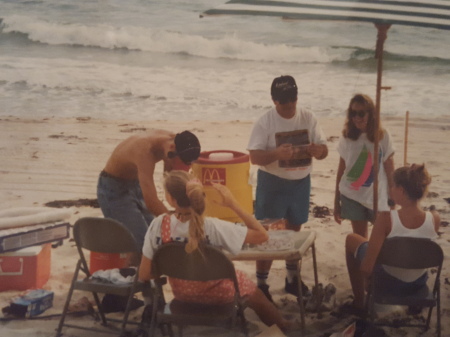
top-left (164, 170), bottom-right (206, 253)
top-left (185, 179), bottom-right (205, 252)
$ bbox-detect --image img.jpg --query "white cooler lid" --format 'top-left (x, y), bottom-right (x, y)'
top-left (0, 245), bottom-right (43, 257)
top-left (208, 152), bottom-right (234, 161)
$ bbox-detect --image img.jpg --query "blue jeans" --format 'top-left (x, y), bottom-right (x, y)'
top-left (97, 172), bottom-right (154, 250)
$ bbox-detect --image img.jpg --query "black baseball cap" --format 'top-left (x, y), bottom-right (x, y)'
top-left (169, 131), bottom-right (201, 165)
top-left (271, 75), bottom-right (298, 104)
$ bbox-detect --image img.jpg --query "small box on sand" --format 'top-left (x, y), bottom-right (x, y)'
top-left (9, 289), bottom-right (54, 317)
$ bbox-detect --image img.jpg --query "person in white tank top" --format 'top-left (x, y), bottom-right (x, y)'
top-left (343, 164), bottom-right (440, 313)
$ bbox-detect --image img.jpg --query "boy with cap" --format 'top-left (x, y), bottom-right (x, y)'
top-left (247, 75), bottom-right (328, 300)
top-left (97, 129), bottom-right (201, 250)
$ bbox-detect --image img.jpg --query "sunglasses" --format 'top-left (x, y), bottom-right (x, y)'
top-left (349, 109), bottom-right (368, 118)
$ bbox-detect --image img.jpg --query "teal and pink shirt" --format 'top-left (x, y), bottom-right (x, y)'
top-left (337, 130), bottom-right (394, 211)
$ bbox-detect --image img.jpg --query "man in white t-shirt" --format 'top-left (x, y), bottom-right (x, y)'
top-left (247, 75), bottom-right (328, 300)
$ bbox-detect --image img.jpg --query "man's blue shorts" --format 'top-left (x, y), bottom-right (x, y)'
top-left (254, 170), bottom-right (310, 227)
top-left (356, 242), bottom-right (428, 296)
top-left (97, 171), bottom-right (154, 250)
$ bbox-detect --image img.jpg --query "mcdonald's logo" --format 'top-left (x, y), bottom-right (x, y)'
top-left (202, 168), bottom-right (226, 186)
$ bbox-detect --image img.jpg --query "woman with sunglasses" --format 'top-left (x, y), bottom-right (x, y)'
top-left (334, 94), bottom-right (395, 238)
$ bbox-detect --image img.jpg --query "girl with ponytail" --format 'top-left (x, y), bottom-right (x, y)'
top-left (139, 170), bottom-right (296, 332)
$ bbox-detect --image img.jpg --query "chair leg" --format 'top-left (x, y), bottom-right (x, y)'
top-left (121, 290), bottom-right (136, 335)
top-left (367, 288), bottom-right (375, 324)
top-left (437, 286), bottom-right (441, 337)
top-left (55, 261), bottom-right (82, 337)
top-left (365, 286), bottom-right (371, 320)
top-left (425, 306), bottom-right (433, 331)
top-left (426, 285), bottom-right (440, 334)
top-left (311, 243), bottom-right (319, 289)
top-left (238, 306), bottom-right (249, 337)
top-left (177, 324), bottom-right (183, 337)
top-left (230, 307), bottom-right (237, 332)
top-left (148, 292), bottom-right (160, 337)
top-left (166, 323), bottom-right (174, 337)
top-left (55, 280), bottom-right (76, 336)
top-left (92, 291), bottom-right (107, 325)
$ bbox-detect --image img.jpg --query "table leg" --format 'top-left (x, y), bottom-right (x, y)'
top-left (296, 259), bottom-right (306, 332)
top-left (312, 242), bottom-right (319, 288)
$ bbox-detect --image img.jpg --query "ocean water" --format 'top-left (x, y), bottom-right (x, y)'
top-left (1, 0), bottom-right (449, 121)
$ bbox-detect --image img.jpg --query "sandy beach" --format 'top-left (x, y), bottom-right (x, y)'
top-left (0, 115), bottom-right (449, 337)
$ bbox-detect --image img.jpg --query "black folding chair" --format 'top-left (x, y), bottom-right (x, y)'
top-left (55, 217), bottom-right (148, 337)
top-left (367, 237), bottom-right (443, 337)
top-left (147, 242), bottom-right (248, 337)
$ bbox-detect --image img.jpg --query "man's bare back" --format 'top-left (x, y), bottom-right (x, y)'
top-left (103, 129), bottom-right (175, 180)
top-left (99, 129), bottom-right (200, 218)
top-left (97, 128), bottom-right (200, 251)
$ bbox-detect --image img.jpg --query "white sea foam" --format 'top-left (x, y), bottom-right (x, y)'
top-left (1, 53), bottom-right (442, 121)
top-left (1, 15), bottom-right (350, 64)
top-left (0, 0), bottom-right (449, 121)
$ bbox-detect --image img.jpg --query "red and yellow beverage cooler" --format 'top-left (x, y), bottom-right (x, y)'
top-left (191, 150), bottom-right (253, 223)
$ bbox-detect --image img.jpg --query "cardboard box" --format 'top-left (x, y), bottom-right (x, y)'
top-left (0, 244), bottom-right (51, 291)
top-left (9, 289), bottom-right (54, 317)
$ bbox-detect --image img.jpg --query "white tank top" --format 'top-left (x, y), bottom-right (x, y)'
top-left (383, 210), bottom-right (437, 282)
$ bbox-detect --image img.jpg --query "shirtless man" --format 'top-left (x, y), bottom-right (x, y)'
top-left (97, 129), bottom-right (201, 249)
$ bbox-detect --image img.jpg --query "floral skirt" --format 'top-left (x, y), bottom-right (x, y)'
top-left (169, 270), bottom-right (256, 304)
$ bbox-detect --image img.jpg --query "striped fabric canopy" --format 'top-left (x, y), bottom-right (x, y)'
top-left (203, 0), bottom-right (450, 31)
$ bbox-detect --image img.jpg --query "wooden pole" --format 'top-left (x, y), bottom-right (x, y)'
top-left (373, 24), bottom-right (390, 216)
top-left (404, 110), bottom-right (410, 166)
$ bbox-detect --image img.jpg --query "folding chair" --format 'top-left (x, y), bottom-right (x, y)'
top-left (147, 242), bottom-right (249, 337)
top-left (55, 217), bottom-right (148, 337)
top-left (367, 237), bottom-right (444, 337)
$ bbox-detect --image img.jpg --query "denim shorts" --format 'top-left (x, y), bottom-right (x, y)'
top-left (341, 194), bottom-right (374, 222)
top-left (97, 172), bottom-right (154, 249)
top-left (355, 242), bottom-right (428, 295)
top-left (255, 170), bottom-right (310, 227)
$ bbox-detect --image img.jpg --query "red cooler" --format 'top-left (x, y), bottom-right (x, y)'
top-left (0, 244), bottom-right (51, 291)
top-left (89, 252), bottom-right (128, 274)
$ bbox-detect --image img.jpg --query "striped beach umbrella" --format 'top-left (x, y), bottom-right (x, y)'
top-left (202, 0), bottom-right (450, 213)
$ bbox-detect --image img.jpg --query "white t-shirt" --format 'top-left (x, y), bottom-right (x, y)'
top-left (247, 107), bottom-right (327, 180)
top-left (337, 130), bottom-right (394, 211)
top-left (142, 214), bottom-right (248, 260)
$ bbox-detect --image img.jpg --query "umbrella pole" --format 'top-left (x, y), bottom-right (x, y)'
top-left (404, 110), bottom-right (409, 166)
top-left (373, 24), bottom-right (391, 216)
